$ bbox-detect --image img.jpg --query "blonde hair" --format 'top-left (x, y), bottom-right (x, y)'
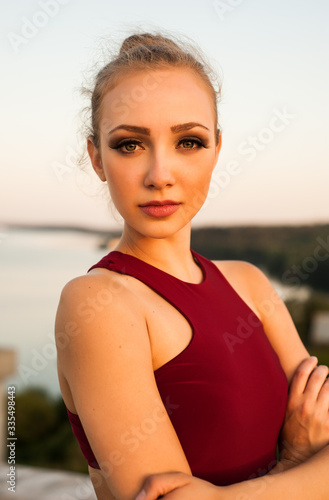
top-left (83, 32), bottom-right (221, 149)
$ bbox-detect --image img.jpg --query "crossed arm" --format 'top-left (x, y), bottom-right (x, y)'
top-left (136, 356), bottom-right (329, 500)
top-left (135, 263), bottom-right (329, 499)
top-left (55, 263), bottom-right (329, 500)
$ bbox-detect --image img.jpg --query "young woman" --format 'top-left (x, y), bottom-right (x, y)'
top-left (55, 33), bottom-right (329, 500)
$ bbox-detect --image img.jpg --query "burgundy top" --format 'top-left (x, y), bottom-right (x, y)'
top-left (66, 250), bottom-right (288, 485)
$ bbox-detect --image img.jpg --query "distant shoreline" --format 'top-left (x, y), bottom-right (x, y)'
top-left (1, 220), bottom-right (328, 234)
top-left (0, 222), bottom-right (120, 238)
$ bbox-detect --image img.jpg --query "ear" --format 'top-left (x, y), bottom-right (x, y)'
top-left (214, 130), bottom-right (222, 165)
top-left (87, 137), bottom-right (106, 182)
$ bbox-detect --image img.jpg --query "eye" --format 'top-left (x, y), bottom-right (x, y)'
top-left (123, 142), bottom-right (138, 152)
top-left (109, 139), bottom-right (144, 154)
top-left (177, 138), bottom-right (207, 150)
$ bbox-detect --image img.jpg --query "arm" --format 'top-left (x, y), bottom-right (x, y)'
top-left (226, 444), bottom-right (329, 499)
top-left (136, 445), bottom-right (329, 500)
top-left (241, 263), bottom-right (329, 466)
top-left (215, 260), bottom-right (310, 382)
top-left (135, 363), bottom-right (329, 500)
top-left (135, 263), bottom-right (329, 499)
top-left (135, 360), bottom-right (329, 499)
top-left (271, 356), bottom-right (329, 471)
top-left (55, 273), bottom-right (191, 500)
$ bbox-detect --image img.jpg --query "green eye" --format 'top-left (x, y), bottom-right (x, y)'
top-left (178, 138), bottom-right (205, 150)
top-left (182, 140), bottom-right (194, 149)
top-left (124, 143), bottom-right (138, 151)
top-left (109, 139), bottom-right (144, 153)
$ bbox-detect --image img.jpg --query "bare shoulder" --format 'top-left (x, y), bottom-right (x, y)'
top-left (212, 259), bottom-right (269, 285)
top-left (211, 259), bottom-right (309, 381)
top-left (56, 268), bottom-right (143, 327)
top-left (55, 269), bottom-right (150, 387)
top-left (55, 271), bottom-right (191, 498)
top-left (58, 268), bottom-right (132, 307)
top-left (211, 260), bottom-right (272, 319)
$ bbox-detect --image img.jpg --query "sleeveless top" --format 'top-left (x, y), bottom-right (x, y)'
top-left (66, 250), bottom-right (288, 486)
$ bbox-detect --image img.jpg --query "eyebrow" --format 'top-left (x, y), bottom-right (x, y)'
top-left (108, 122), bottom-right (210, 135)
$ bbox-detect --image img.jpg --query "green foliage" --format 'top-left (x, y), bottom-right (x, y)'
top-left (16, 388), bottom-right (57, 442)
top-left (13, 388), bottom-right (88, 473)
top-left (191, 224), bottom-right (329, 345)
top-left (9, 225), bottom-right (329, 472)
top-left (308, 346), bottom-right (329, 366)
top-left (191, 224), bottom-right (329, 292)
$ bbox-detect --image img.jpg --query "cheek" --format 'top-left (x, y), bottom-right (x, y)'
top-left (184, 159), bottom-right (214, 209)
top-left (189, 160), bottom-right (213, 192)
top-left (183, 173), bottom-right (211, 216)
top-left (108, 178), bottom-right (126, 206)
top-left (106, 167), bottom-right (138, 208)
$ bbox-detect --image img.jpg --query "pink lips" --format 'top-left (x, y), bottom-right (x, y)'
top-left (139, 200), bottom-right (181, 218)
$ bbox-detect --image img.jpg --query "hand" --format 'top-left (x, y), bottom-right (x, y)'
top-left (135, 472), bottom-right (220, 500)
top-left (279, 356), bottom-right (329, 467)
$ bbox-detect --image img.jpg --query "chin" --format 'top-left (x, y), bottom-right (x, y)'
top-left (125, 217), bottom-right (190, 240)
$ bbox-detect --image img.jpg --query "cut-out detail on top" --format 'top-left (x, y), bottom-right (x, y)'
top-left (66, 250), bottom-right (288, 485)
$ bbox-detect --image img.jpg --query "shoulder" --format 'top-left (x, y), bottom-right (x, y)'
top-left (211, 260), bottom-right (275, 320)
top-left (212, 259), bottom-right (270, 286)
top-left (55, 274), bottom-right (191, 494)
top-left (211, 259), bottom-right (309, 381)
top-left (58, 268), bottom-right (129, 302)
top-left (57, 269), bottom-right (141, 320)
top-left (55, 270), bottom-right (149, 365)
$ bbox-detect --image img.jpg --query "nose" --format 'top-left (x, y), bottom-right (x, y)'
top-left (143, 151), bottom-right (176, 190)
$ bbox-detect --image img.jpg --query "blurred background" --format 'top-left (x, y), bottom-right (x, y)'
top-left (0, 0), bottom-right (328, 497)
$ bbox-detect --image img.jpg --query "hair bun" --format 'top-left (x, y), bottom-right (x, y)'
top-left (85, 30), bottom-right (221, 150)
top-left (119, 33), bottom-right (178, 55)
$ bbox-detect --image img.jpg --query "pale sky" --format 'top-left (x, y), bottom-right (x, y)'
top-left (1, 0), bottom-right (328, 231)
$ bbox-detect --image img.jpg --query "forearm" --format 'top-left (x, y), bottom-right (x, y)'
top-left (219, 445), bottom-right (329, 500)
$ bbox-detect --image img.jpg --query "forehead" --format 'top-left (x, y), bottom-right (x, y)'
top-left (99, 67), bottom-right (216, 133)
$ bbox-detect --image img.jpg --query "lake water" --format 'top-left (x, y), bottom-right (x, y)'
top-left (0, 227), bottom-right (110, 396)
top-left (1, 226), bottom-right (308, 398)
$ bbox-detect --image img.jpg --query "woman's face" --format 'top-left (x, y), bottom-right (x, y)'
top-left (89, 68), bottom-right (221, 240)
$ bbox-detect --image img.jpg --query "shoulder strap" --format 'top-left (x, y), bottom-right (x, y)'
top-left (88, 250), bottom-right (216, 324)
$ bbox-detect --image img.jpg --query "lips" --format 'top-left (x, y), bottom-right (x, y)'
top-left (139, 200), bottom-right (180, 207)
top-left (138, 200), bottom-right (181, 217)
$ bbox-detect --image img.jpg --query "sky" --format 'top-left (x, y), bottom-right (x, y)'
top-left (1, 0), bottom-right (328, 231)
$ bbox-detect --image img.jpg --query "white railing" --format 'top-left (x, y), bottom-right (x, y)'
top-left (0, 349), bottom-right (97, 499)
top-left (0, 463), bottom-right (96, 499)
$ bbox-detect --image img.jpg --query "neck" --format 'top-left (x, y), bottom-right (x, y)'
top-left (113, 223), bottom-right (202, 284)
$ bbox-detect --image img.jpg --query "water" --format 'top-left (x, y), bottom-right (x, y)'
top-left (1, 226), bottom-right (309, 397)
top-left (0, 227), bottom-right (111, 396)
